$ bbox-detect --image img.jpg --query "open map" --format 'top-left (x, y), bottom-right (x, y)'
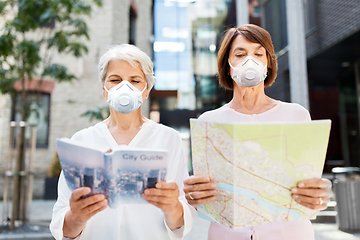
top-left (190, 119), bottom-right (331, 229)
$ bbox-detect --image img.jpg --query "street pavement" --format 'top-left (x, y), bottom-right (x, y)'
top-left (0, 200), bottom-right (359, 240)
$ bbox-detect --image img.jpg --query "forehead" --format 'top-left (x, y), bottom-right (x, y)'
top-left (230, 35), bottom-right (264, 52)
top-left (106, 60), bottom-right (144, 76)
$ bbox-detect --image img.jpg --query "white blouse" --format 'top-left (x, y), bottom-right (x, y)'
top-left (50, 120), bottom-right (196, 240)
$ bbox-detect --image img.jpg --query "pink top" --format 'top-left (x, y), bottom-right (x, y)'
top-left (198, 101), bottom-right (315, 240)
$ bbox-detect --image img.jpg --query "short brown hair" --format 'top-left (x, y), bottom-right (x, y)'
top-left (217, 24), bottom-right (277, 90)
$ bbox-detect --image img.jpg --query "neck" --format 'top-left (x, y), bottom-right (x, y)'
top-left (104, 107), bottom-right (145, 130)
top-left (229, 83), bottom-right (274, 114)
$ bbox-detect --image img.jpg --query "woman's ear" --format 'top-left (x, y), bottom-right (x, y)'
top-left (103, 85), bottom-right (107, 99)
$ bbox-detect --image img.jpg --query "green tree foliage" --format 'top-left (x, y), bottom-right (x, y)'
top-left (0, 0), bottom-right (102, 118)
top-left (0, 0), bottom-right (102, 226)
top-left (81, 104), bottom-right (110, 121)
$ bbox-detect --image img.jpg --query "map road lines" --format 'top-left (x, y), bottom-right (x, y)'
top-left (190, 119), bottom-right (331, 229)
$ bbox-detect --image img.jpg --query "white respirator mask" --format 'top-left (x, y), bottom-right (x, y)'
top-left (104, 81), bottom-right (147, 114)
top-left (229, 56), bottom-right (267, 87)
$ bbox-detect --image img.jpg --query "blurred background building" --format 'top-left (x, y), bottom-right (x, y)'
top-left (150, 0), bottom-right (360, 174)
top-left (260, 0), bottom-right (360, 171)
top-left (0, 0), bottom-right (359, 198)
top-left (0, 0), bottom-right (153, 198)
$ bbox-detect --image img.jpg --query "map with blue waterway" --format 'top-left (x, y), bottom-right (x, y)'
top-left (190, 119), bottom-right (331, 229)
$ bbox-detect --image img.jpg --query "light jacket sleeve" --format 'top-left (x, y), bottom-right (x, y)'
top-left (49, 131), bottom-right (90, 240)
top-left (163, 131), bottom-right (197, 240)
top-left (49, 171), bottom-right (83, 240)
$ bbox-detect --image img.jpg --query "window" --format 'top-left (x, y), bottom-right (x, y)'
top-left (11, 79), bottom-right (54, 148)
top-left (11, 92), bottom-right (51, 148)
top-left (304, 0), bottom-right (317, 35)
top-left (129, 1), bottom-right (138, 45)
top-left (263, 0), bottom-right (288, 53)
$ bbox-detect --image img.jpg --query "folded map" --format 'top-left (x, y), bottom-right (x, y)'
top-left (190, 119), bottom-right (331, 229)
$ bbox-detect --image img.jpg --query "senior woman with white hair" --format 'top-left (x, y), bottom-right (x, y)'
top-left (50, 44), bottom-right (196, 240)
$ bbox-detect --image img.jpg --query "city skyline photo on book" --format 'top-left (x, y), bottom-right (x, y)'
top-left (190, 119), bottom-right (331, 229)
top-left (56, 138), bottom-right (168, 208)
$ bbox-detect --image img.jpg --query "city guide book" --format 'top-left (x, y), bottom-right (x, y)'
top-left (190, 119), bottom-right (331, 229)
top-left (56, 138), bottom-right (167, 208)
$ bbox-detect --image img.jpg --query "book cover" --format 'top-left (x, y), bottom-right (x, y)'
top-left (56, 138), bottom-right (168, 208)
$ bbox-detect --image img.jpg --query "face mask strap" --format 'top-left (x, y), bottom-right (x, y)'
top-left (140, 82), bottom-right (148, 94)
top-left (103, 85), bottom-right (113, 101)
top-left (228, 59), bottom-right (235, 69)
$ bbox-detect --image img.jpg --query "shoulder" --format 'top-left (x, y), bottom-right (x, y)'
top-left (198, 105), bottom-right (229, 121)
top-left (278, 101), bottom-right (309, 113)
top-left (277, 102), bottom-right (311, 121)
top-left (71, 122), bottom-right (104, 141)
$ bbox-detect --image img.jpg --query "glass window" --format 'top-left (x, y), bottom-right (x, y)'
top-left (153, 0), bottom-right (234, 110)
top-left (263, 0), bottom-right (288, 53)
top-left (304, 0), bottom-right (317, 35)
top-left (11, 92), bottom-right (51, 148)
top-left (129, 6), bottom-right (137, 45)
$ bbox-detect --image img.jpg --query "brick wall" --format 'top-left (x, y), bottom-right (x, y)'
top-left (0, 0), bottom-right (153, 198)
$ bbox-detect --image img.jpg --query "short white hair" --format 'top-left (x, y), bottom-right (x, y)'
top-left (98, 44), bottom-right (155, 90)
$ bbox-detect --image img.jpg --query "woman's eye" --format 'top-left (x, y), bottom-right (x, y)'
top-left (235, 54), bottom-right (244, 58)
top-left (255, 53), bottom-right (263, 57)
top-left (131, 80), bottom-right (140, 83)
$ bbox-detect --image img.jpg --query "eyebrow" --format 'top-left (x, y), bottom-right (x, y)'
top-left (107, 74), bottom-right (121, 78)
top-left (107, 74), bottom-right (143, 79)
top-left (233, 45), bottom-right (264, 51)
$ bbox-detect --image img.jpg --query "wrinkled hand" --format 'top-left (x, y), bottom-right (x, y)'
top-left (142, 181), bottom-right (184, 230)
top-left (63, 187), bottom-right (108, 238)
top-left (142, 181), bottom-right (180, 213)
top-left (69, 187), bottom-right (108, 223)
top-left (291, 178), bottom-right (332, 210)
top-left (183, 176), bottom-right (217, 207)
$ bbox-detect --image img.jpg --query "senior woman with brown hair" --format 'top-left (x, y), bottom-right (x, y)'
top-left (183, 24), bottom-right (332, 240)
top-left (50, 44), bottom-right (196, 240)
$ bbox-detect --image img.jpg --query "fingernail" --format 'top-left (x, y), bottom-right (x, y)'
top-left (103, 199), bottom-right (108, 205)
top-left (298, 182), bottom-right (305, 188)
top-left (211, 190), bottom-right (217, 195)
top-left (156, 183), bottom-right (161, 188)
top-left (144, 189), bottom-right (149, 194)
top-left (291, 188), bottom-right (297, 193)
top-left (204, 177), bottom-right (209, 182)
top-left (292, 195), bottom-right (298, 199)
top-left (211, 183), bottom-right (217, 188)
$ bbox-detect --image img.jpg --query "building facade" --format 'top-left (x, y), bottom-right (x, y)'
top-left (0, 0), bottom-right (153, 198)
top-left (151, 0), bottom-right (360, 171)
top-left (261, 0), bottom-right (360, 169)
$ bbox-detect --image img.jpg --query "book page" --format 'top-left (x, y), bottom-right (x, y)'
top-left (104, 149), bottom-right (167, 208)
top-left (56, 138), bottom-right (107, 197)
top-left (57, 138), bottom-right (168, 208)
